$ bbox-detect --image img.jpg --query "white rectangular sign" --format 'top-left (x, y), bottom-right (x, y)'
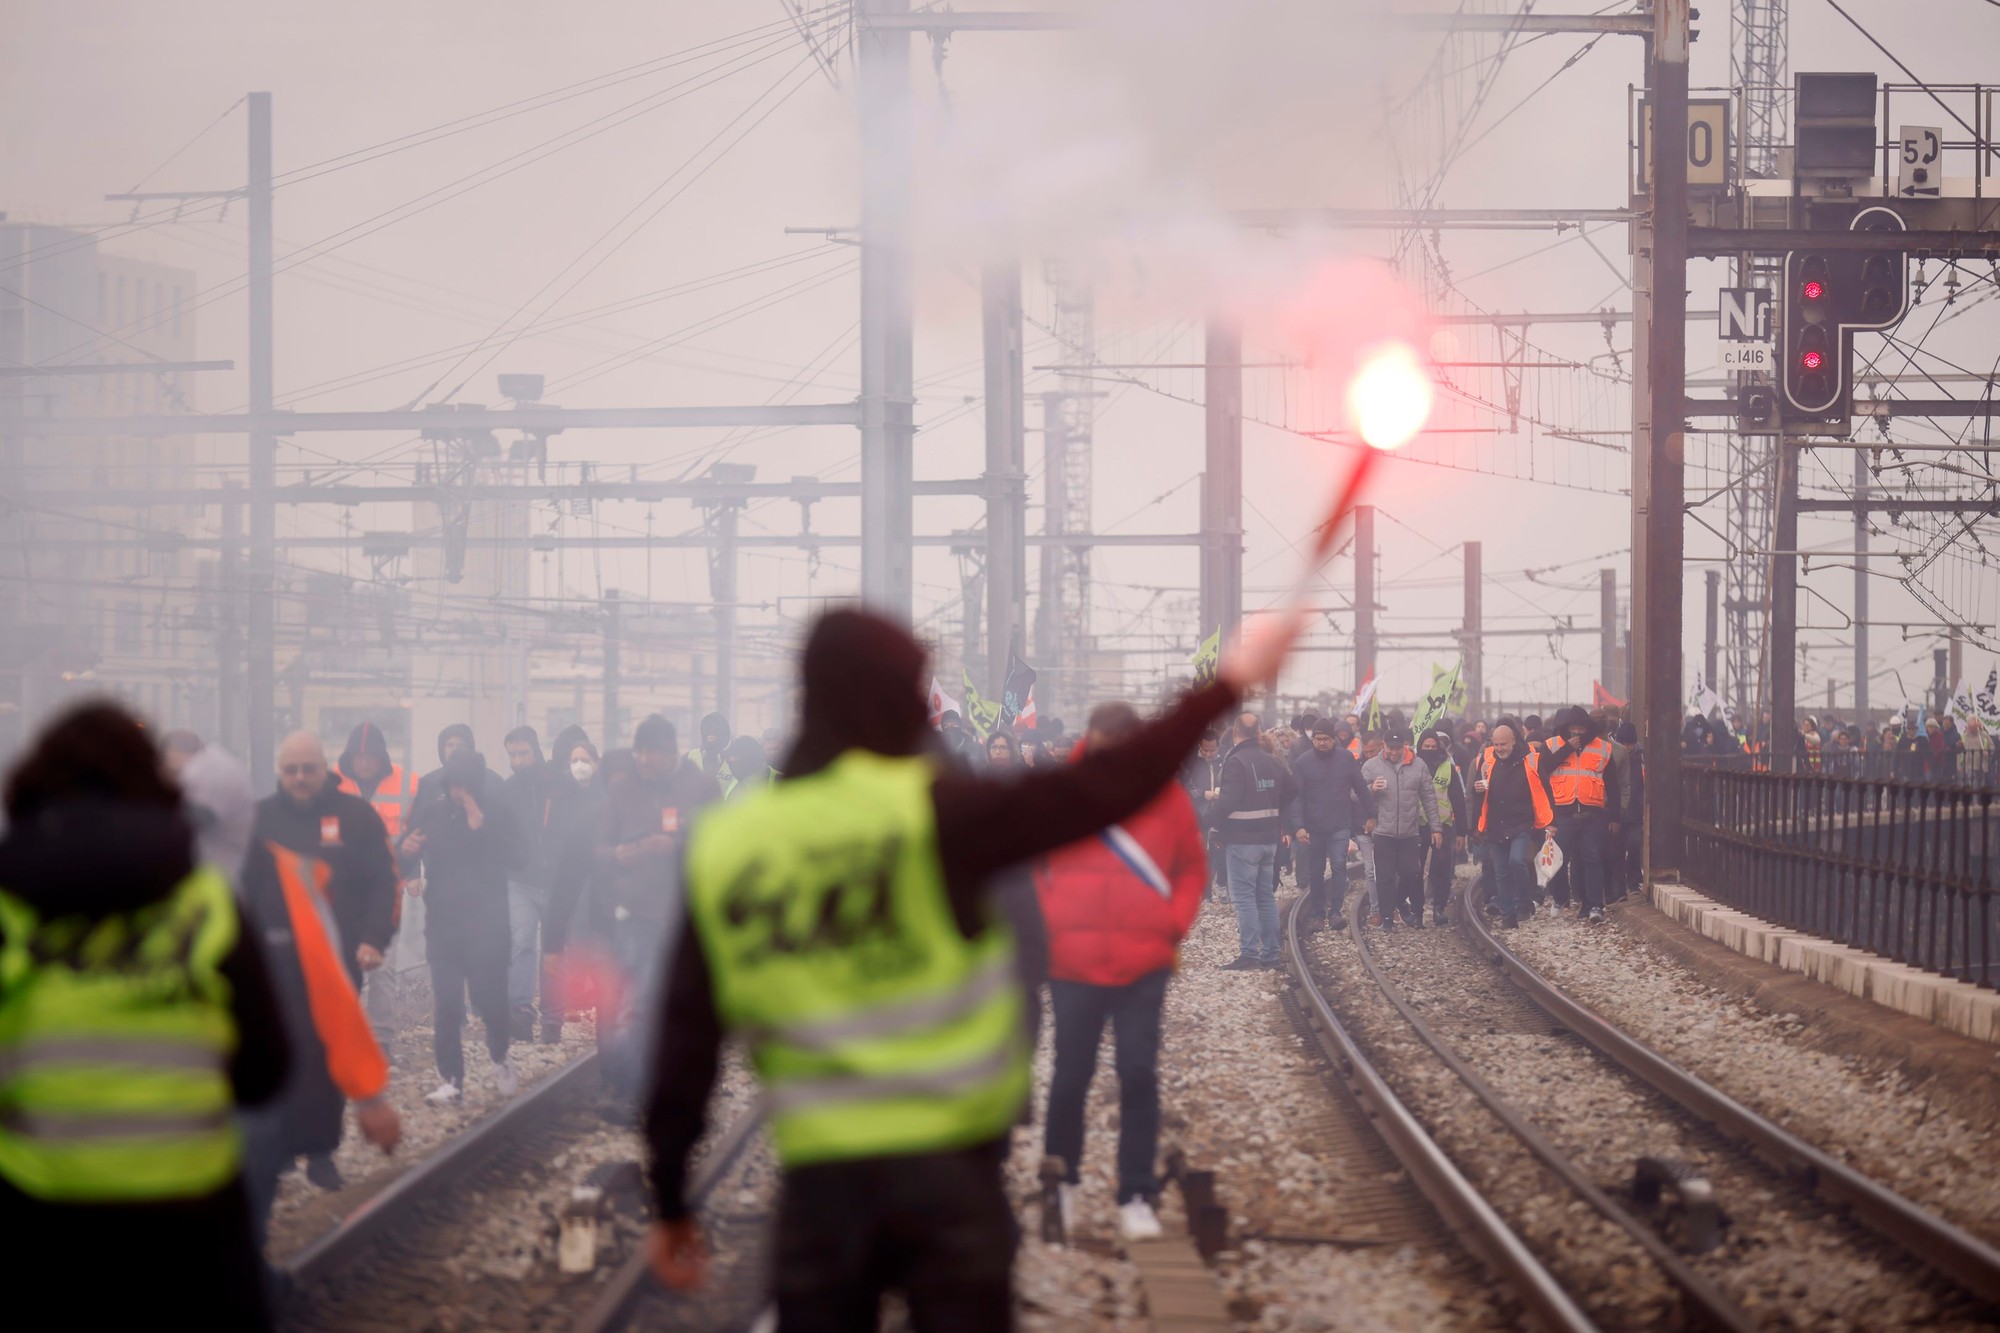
top-left (1719, 341), bottom-right (1774, 371)
top-left (1899, 125), bottom-right (1943, 198)
top-left (1717, 287), bottom-right (1772, 341)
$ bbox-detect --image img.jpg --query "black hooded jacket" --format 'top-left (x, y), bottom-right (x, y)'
top-left (250, 773), bottom-right (397, 965)
top-left (336, 721), bottom-right (401, 801)
top-left (409, 732), bottom-right (520, 927)
top-left (543, 725), bottom-right (603, 952)
top-left (645, 610), bottom-right (1243, 1221)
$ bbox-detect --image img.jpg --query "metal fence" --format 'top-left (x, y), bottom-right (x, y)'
top-left (1680, 765), bottom-right (1999, 989)
top-left (1682, 747), bottom-right (2000, 787)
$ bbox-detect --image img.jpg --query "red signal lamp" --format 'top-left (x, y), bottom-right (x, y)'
top-left (1802, 279), bottom-right (1825, 301)
top-left (1800, 348), bottom-right (1825, 371)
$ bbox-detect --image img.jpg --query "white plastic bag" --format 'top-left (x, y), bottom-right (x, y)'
top-left (1534, 834), bottom-right (1565, 887)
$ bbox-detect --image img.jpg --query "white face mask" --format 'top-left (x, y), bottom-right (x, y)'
top-left (571, 759), bottom-right (596, 783)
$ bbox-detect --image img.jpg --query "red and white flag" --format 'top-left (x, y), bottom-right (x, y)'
top-left (927, 676), bottom-right (963, 729)
top-left (1017, 687), bottom-right (1038, 731)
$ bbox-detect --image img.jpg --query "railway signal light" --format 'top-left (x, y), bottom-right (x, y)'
top-left (1779, 207), bottom-right (1909, 424)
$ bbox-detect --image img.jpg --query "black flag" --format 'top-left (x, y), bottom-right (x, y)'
top-left (998, 653), bottom-right (1038, 729)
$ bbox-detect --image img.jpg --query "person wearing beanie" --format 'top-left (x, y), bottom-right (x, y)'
top-left (642, 607), bottom-right (1297, 1327)
top-left (1361, 723), bottom-right (1442, 928)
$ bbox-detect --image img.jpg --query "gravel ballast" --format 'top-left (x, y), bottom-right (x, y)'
top-left (1012, 891), bottom-right (1504, 1330)
top-left (1506, 903), bottom-right (2000, 1250)
top-left (1324, 891), bottom-right (1995, 1330)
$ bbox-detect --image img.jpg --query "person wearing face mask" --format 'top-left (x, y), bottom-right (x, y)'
top-left (1415, 729), bottom-right (1468, 927)
top-left (533, 725), bottom-right (601, 1045)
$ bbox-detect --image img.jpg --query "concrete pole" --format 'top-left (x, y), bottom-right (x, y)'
top-left (981, 262), bottom-right (1026, 699)
top-left (1354, 506), bottom-right (1377, 689)
top-left (1769, 435), bottom-right (1799, 758)
top-left (711, 505), bottom-right (740, 724)
top-left (1600, 568), bottom-right (1619, 696)
top-left (1643, 0), bottom-right (1690, 873)
top-left (1463, 540), bottom-right (1483, 721)
top-left (1854, 450), bottom-right (1870, 720)
top-left (602, 589), bottom-right (621, 749)
top-left (1704, 568), bottom-right (1720, 694)
top-left (857, 0), bottom-right (914, 614)
top-left (246, 91), bottom-right (275, 791)
top-left (1200, 320), bottom-right (1243, 650)
top-left (219, 481), bottom-right (243, 754)
top-left (1036, 390), bottom-right (1065, 668)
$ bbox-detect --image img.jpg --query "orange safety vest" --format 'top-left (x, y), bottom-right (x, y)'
top-left (1346, 737), bottom-right (1361, 759)
top-left (265, 842), bottom-right (390, 1102)
top-left (337, 763), bottom-right (410, 841)
top-left (1476, 745), bottom-right (1553, 833)
top-left (1546, 737), bottom-right (1612, 808)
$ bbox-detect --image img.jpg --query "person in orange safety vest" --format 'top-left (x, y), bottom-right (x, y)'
top-left (1472, 717), bottom-right (1552, 927)
top-left (1539, 706), bottom-right (1622, 923)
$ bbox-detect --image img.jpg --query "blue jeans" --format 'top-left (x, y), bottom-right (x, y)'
top-left (1552, 811), bottom-right (1606, 912)
top-left (1482, 832), bottom-right (1537, 920)
top-left (1044, 970), bottom-right (1169, 1201)
top-left (1298, 826), bottom-right (1353, 925)
top-left (1224, 842), bottom-right (1280, 961)
top-left (508, 879), bottom-right (552, 1015)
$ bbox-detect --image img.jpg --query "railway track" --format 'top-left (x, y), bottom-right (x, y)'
top-left (570, 1106), bottom-right (768, 1333)
top-left (1283, 883), bottom-right (2000, 1330)
top-left (281, 1050), bottom-right (663, 1331)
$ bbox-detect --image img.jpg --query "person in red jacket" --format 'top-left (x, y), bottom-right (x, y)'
top-left (1035, 701), bottom-right (1208, 1243)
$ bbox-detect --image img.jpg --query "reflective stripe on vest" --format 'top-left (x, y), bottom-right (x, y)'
top-left (685, 751), bottom-right (1028, 1168)
top-left (1476, 746), bottom-right (1554, 833)
top-left (338, 764), bottom-right (409, 840)
top-left (0, 868), bottom-right (242, 1203)
top-left (1547, 737), bottom-right (1612, 807)
top-left (266, 843), bottom-right (389, 1101)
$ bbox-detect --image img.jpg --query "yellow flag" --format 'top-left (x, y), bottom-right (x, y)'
top-left (1191, 626), bottom-right (1221, 686)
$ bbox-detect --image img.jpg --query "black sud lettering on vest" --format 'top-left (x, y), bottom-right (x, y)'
top-left (27, 898), bottom-right (208, 1000)
top-left (721, 836), bottom-right (920, 976)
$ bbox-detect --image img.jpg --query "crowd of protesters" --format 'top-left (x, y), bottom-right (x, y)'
top-left (1684, 704), bottom-right (1997, 783)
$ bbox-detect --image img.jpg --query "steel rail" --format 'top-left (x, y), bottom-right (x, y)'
top-left (285, 1050), bottom-right (602, 1285)
top-left (1280, 897), bottom-right (1597, 1333)
top-left (1462, 885), bottom-right (2000, 1306)
top-left (1325, 898), bottom-right (1756, 1332)
top-left (569, 1101), bottom-right (766, 1333)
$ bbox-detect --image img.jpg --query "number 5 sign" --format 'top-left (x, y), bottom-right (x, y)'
top-left (1899, 125), bottom-right (1942, 198)
top-left (1637, 98), bottom-right (1731, 194)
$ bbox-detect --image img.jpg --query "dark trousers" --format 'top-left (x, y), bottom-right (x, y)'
top-left (1423, 832), bottom-right (1456, 912)
top-left (1551, 811), bottom-right (1606, 913)
top-left (1297, 826), bottom-right (1352, 926)
top-left (428, 911), bottom-right (510, 1086)
top-left (1044, 969), bottom-right (1169, 1202)
top-left (1205, 834), bottom-right (1227, 896)
top-left (774, 1142), bottom-right (1014, 1333)
top-left (1375, 834), bottom-right (1424, 923)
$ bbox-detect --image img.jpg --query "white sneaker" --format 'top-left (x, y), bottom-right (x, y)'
top-left (1057, 1182), bottom-right (1078, 1240)
top-left (426, 1079), bottom-right (462, 1105)
top-left (493, 1059), bottom-right (519, 1098)
top-left (1119, 1197), bottom-right (1164, 1241)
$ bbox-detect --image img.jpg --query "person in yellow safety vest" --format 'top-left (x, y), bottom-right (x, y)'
top-left (0, 702), bottom-right (293, 1331)
top-left (1540, 706), bottom-right (1622, 923)
top-left (642, 607), bottom-right (1300, 1330)
top-left (1415, 729), bottom-right (1468, 926)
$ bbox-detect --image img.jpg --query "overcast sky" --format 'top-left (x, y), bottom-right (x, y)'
top-left (4, 0), bottom-right (1995, 721)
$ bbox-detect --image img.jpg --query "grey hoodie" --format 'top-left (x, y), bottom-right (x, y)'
top-left (1361, 746), bottom-right (1442, 839)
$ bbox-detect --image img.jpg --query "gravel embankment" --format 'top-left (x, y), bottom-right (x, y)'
top-left (1506, 907), bottom-right (2000, 1249)
top-left (268, 1013), bottom-right (600, 1256)
top-left (1013, 892), bottom-right (1504, 1331)
top-left (1307, 898), bottom-right (1680, 1330)
top-left (1344, 904), bottom-right (1993, 1330)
